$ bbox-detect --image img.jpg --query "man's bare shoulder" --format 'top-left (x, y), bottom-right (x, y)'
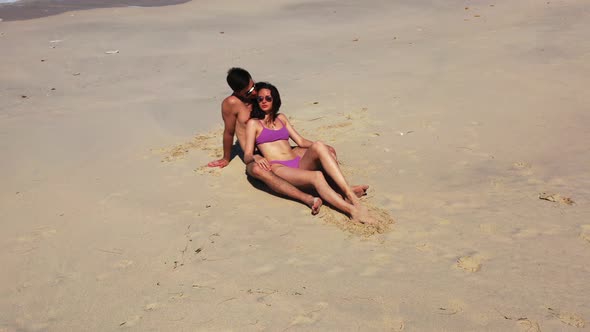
top-left (222, 95), bottom-right (241, 105)
top-left (222, 95), bottom-right (248, 114)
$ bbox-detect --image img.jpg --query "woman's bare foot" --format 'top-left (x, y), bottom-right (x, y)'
top-left (350, 204), bottom-right (379, 226)
top-left (308, 197), bottom-right (323, 215)
top-left (351, 185), bottom-right (369, 198)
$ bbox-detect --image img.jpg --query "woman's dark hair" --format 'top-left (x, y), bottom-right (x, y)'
top-left (226, 67), bottom-right (251, 92)
top-left (251, 82), bottom-right (282, 120)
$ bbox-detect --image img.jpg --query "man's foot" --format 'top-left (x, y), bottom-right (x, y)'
top-left (308, 197), bottom-right (323, 215)
top-left (344, 185), bottom-right (369, 204)
top-left (351, 185), bottom-right (369, 198)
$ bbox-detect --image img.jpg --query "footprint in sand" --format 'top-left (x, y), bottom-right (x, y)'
top-left (489, 176), bottom-right (506, 189)
top-left (99, 192), bottom-right (127, 205)
top-left (479, 223), bottom-right (498, 234)
top-left (360, 266), bottom-right (381, 277)
top-left (538, 192), bottom-right (575, 205)
top-left (415, 242), bottom-right (432, 252)
top-left (384, 318), bottom-right (405, 331)
top-left (114, 260), bottom-right (134, 269)
top-left (437, 219), bottom-right (452, 226)
top-left (1, 325), bottom-right (18, 331)
top-left (119, 315), bottom-right (142, 328)
top-left (512, 161), bottom-right (530, 169)
top-left (403, 149), bottom-right (420, 162)
top-left (194, 165), bottom-right (221, 176)
top-left (13, 321), bottom-right (50, 331)
top-left (143, 302), bottom-right (161, 311)
top-left (380, 194), bottom-right (405, 210)
top-left (371, 252), bottom-right (391, 266)
top-left (96, 272), bottom-right (110, 281)
top-left (253, 264), bottom-right (276, 276)
top-left (548, 307), bottom-right (586, 328)
top-left (286, 302), bottom-right (328, 329)
top-left (169, 292), bottom-right (188, 302)
top-left (513, 228), bottom-right (541, 239)
top-left (496, 309), bottom-right (541, 332)
top-left (511, 161), bottom-right (533, 175)
top-left (13, 227), bottom-right (57, 254)
top-left (97, 259), bottom-right (134, 281)
top-left (325, 265), bottom-right (346, 274)
top-left (456, 255), bottom-right (482, 272)
top-left (517, 318), bottom-right (541, 332)
top-left (579, 225), bottom-right (590, 244)
top-left (437, 299), bottom-right (464, 315)
top-left (16, 227), bottom-right (57, 243)
top-left (52, 271), bottom-right (79, 285)
top-left (285, 256), bottom-right (313, 267)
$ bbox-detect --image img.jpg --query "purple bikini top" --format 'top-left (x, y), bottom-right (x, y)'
top-left (256, 119), bottom-right (289, 145)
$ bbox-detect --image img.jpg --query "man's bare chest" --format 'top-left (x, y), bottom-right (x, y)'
top-left (237, 105), bottom-right (252, 127)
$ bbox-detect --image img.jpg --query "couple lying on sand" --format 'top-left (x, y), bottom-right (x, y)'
top-left (208, 68), bottom-right (376, 225)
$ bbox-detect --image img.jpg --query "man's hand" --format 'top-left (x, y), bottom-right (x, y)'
top-left (208, 158), bottom-right (229, 168)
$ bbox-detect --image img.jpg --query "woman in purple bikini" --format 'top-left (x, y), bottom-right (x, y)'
top-left (243, 82), bottom-right (375, 225)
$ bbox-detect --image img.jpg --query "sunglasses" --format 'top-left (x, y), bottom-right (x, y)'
top-left (257, 95), bottom-right (273, 102)
top-left (244, 84), bottom-right (255, 97)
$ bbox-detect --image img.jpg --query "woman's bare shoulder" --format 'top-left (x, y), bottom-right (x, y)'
top-left (277, 113), bottom-right (289, 122)
top-left (246, 117), bottom-right (261, 128)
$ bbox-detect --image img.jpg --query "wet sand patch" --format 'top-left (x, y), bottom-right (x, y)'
top-left (0, 0), bottom-right (190, 21)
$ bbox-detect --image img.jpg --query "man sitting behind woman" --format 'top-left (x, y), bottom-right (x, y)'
top-left (243, 82), bottom-right (376, 225)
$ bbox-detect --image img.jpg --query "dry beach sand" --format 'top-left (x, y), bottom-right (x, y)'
top-left (1, 0), bottom-right (589, 330)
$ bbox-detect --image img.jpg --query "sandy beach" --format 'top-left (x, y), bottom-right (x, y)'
top-left (1, 0), bottom-right (589, 330)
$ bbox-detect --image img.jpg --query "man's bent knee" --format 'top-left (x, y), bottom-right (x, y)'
top-left (247, 162), bottom-right (273, 180)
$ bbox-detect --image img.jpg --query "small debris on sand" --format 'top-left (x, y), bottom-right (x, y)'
top-left (539, 192), bottom-right (574, 205)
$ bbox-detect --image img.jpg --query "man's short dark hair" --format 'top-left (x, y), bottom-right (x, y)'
top-left (226, 67), bottom-right (252, 92)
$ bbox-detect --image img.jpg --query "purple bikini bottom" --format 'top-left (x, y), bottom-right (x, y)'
top-left (270, 156), bottom-right (301, 169)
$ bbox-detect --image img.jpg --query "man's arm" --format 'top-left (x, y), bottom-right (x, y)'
top-left (208, 99), bottom-right (238, 168)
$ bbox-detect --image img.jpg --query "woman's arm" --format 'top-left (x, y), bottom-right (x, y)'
top-left (244, 120), bottom-right (271, 170)
top-left (243, 120), bottom-right (258, 164)
top-left (279, 114), bottom-right (314, 148)
top-left (279, 114), bottom-right (338, 160)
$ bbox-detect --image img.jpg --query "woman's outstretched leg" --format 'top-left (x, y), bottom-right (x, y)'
top-left (247, 162), bottom-right (322, 215)
top-left (299, 141), bottom-right (359, 204)
top-left (272, 166), bottom-right (356, 217)
top-left (294, 146), bottom-right (368, 198)
top-left (299, 142), bottom-right (377, 225)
